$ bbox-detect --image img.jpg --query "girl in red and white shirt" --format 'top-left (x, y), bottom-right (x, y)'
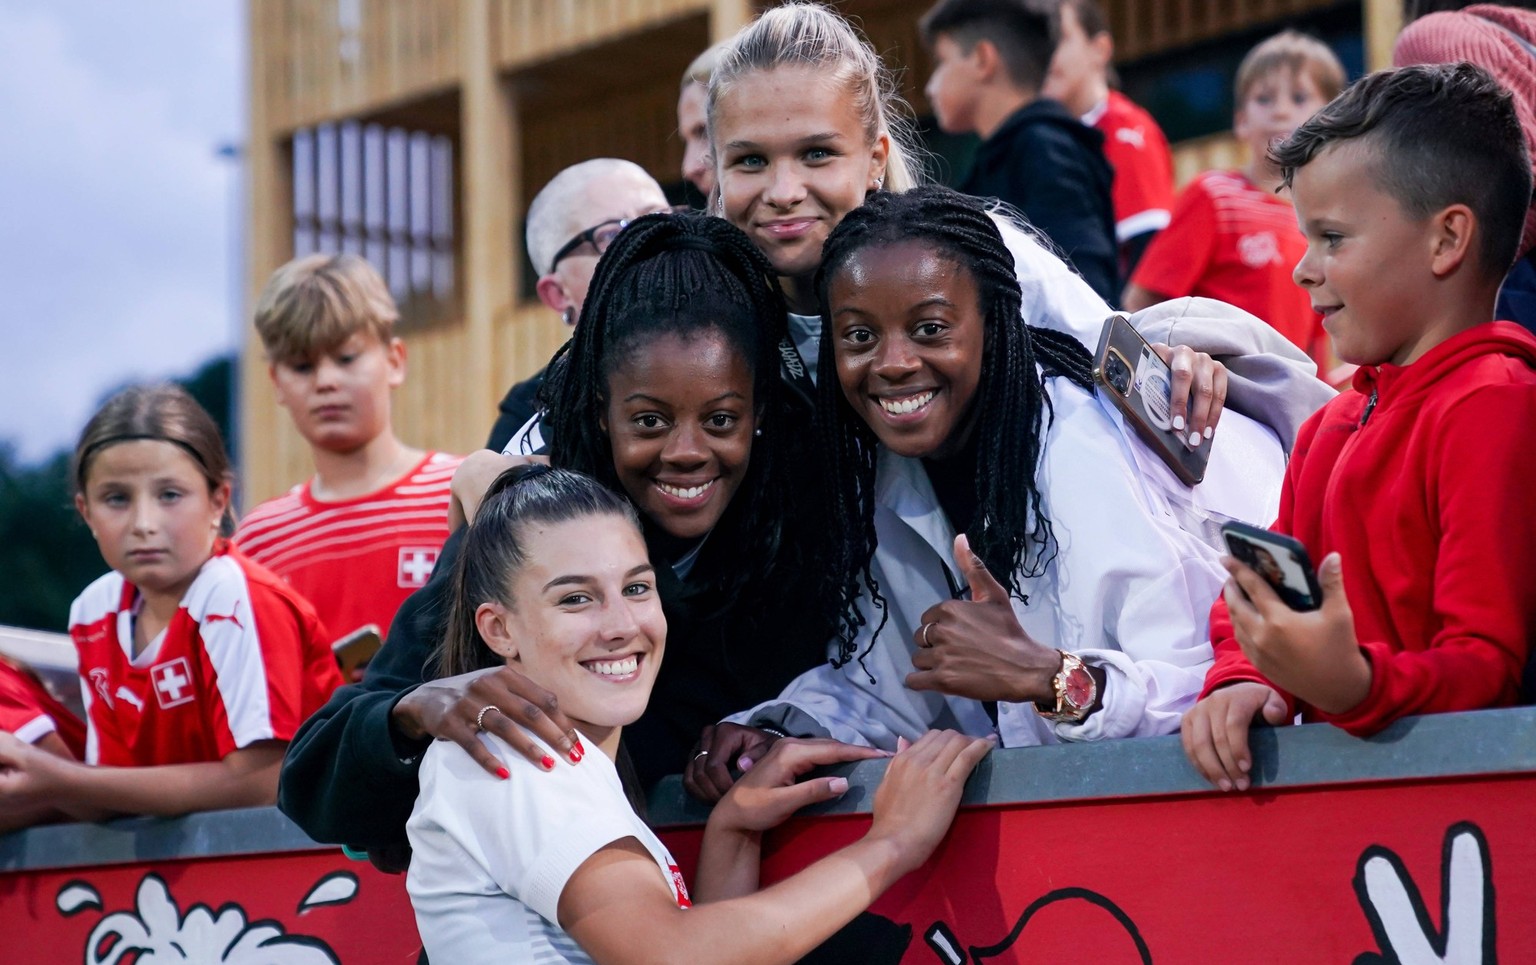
top-left (0, 384), bottom-right (341, 825)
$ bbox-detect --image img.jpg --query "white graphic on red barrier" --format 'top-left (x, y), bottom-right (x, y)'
top-left (55, 870), bottom-right (357, 964)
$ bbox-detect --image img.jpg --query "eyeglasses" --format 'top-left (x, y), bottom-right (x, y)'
top-left (546, 206), bottom-right (688, 271)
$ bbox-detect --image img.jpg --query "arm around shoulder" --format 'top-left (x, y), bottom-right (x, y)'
top-left (278, 530), bottom-right (462, 847)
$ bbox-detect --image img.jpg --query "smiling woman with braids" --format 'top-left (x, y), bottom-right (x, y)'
top-left (696, 186), bottom-right (1292, 780)
top-left (530, 210), bottom-right (844, 788)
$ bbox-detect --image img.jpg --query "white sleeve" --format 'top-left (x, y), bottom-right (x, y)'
top-left (409, 736), bottom-right (641, 926)
top-left (1021, 386), bottom-right (1227, 742)
top-left (997, 215), bottom-right (1112, 349)
top-left (187, 557), bottom-right (280, 749)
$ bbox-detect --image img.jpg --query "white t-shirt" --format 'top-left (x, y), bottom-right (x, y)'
top-left (407, 732), bottom-right (691, 965)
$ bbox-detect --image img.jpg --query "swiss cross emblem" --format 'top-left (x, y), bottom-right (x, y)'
top-left (398, 547), bottom-right (439, 588)
top-left (151, 658), bottom-right (195, 709)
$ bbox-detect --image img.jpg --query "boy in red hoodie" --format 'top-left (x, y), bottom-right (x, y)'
top-left (1181, 62), bottom-right (1536, 792)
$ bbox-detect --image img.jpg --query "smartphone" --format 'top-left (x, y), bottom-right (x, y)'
top-left (1093, 313), bottom-right (1210, 486)
top-left (1220, 521), bottom-right (1323, 612)
top-left (332, 625), bottom-right (383, 677)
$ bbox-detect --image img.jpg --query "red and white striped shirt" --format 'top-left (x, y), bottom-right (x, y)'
top-left (69, 542), bottom-right (341, 766)
top-left (236, 451), bottom-right (463, 640)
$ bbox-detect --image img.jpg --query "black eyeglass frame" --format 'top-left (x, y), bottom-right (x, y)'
top-left (548, 218), bottom-right (629, 272)
top-left (545, 206), bottom-right (689, 272)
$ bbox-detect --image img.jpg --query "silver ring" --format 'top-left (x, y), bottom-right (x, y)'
top-left (693, 750), bottom-right (710, 761)
top-left (475, 705), bottom-right (498, 731)
top-left (920, 623), bottom-right (935, 648)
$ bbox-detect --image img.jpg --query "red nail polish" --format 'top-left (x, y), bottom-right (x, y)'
top-left (540, 755), bottom-right (556, 770)
top-left (569, 738), bottom-right (585, 763)
top-left (496, 766), bottom-right (510, 780)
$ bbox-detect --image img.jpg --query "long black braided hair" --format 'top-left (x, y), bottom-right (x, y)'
top-left (539, 209), bottom-right (827, 622)
top-left (813, 185), bottom-right (1096, 666)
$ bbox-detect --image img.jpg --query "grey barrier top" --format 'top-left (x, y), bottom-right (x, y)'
top-left (4, 706), bottom-right (1534, 873)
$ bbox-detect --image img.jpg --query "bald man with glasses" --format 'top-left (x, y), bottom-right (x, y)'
top-left (487, 158), bottom-right (671, 451)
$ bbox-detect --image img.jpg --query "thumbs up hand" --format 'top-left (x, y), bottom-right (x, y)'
top-left (906, 534), bottom-right (1067, 704)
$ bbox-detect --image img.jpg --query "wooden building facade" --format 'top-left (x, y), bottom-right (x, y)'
top-left (241, 0), bottom-right (1402, 506)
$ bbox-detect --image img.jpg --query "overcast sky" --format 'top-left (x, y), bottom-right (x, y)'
top-left (0, 1), bottom-right (242, 464)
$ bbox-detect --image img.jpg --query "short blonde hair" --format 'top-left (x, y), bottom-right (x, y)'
top-left (1236, 30), bottom-right (1347, 106)
top-left (253, 253), bottom-right (398, 364)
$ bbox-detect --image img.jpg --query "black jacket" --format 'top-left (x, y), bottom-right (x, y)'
top-left (959, 98), bottom-right (1119, 305)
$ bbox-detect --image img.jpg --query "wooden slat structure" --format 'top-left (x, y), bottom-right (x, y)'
top-left (242, 0), bottom-right (1399, 506)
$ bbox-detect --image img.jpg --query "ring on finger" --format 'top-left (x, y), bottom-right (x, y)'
top-left (693, 749), bottom-right (710, 762)
top-left (920, 622), bottom-right (935, 648)
top-left (475, 705), bottom-right (499, 731)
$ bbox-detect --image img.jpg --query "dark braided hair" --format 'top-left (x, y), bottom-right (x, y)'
top-left (539, 210), bottom-right (815, 616)
top-left (813, 185), bottom-right (1095, 665)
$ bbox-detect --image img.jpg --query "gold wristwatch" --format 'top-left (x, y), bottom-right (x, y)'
top-left (1034, 651), bottom-right (1097, 723)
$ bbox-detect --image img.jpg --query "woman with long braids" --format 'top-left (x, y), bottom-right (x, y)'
top-left (702, 2), bottom-right (1331, 439)
top-left (686, 2), bottom-right (1310, 789)
top-left (534, 209), bottom-right (843, 787)
top-left (279, 211), bottom-right (853, 870)
top-left (706, 187), bottom-right (1287, 776)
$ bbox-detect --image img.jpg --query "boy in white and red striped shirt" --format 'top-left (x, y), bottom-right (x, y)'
top-left (236, 254), bottom-right (463, 644)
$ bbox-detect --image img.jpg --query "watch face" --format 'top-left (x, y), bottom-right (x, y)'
top-left (1063, 666), bottom-right (1094, 708)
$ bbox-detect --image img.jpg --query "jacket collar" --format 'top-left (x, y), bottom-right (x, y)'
top-left (874, 447), bottom-right (959, 562)
top-left (1351, 321), bottom-right (1536, 413)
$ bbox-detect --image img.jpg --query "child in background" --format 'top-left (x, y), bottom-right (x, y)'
top-left (236, 254), bottom-right (463, 643)
top-left (1181, 63), bottom-right (1536, 792)
top-left (0, 657), bottom-right (86, 831)
top-left (0, 385), bottom-right (342, 822)
top-left (921, 0), bottom-right (1119, 304)
top-left (1043, 0), bottom-right (1176, 276)
top-left (1124, 31), bottom-right (1345, 374)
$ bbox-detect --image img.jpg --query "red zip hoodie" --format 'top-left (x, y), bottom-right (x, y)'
top-left (1201, 321), bottom-right (1536, 735)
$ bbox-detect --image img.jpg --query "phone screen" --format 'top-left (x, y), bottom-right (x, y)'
top-left (1222, 528), bottom-right (1321, 611)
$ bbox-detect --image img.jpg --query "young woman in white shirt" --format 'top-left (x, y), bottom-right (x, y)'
top-left (406, 464), bottom-right (992, 965)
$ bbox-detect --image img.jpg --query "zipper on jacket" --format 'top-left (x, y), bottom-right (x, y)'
top-left (1359, 388), bottom-right (1379, 427)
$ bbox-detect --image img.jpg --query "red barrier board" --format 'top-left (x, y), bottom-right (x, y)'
top-left (0, 850), bottom-right (418, 963)
top-left (663, 773), bottom-right (1531, 964)
top-left (0, 773), bottom-right (1527, 962)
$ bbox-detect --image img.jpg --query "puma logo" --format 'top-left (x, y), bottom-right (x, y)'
top-left (205, 610), bottom-right (243, 630)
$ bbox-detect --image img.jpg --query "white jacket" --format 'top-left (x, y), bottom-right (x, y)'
top-left (730, 373), bottom-right (1286, 748)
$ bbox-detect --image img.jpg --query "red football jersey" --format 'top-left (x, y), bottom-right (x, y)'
top-left (1131, 170), bottom-right (1326, 365)
top-left (236, 451), bottom-right (463, 640)
top-left (0, 661), bottom-right (86, 758)
top-left (69, 543), bottom-right (342, 767)
top-left (1087, 90), bottom-right (1176, 243)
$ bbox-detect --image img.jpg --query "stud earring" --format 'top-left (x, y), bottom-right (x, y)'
top-left (561, 308), bottom-right (575, 326)
top-left (754, 428), bottom-right (763, 437)
top-left (874, 176), bottom-right (885, 190)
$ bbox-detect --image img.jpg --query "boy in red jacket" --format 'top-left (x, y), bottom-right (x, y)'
top-left (1181, 62), bottom-right (1536, 792)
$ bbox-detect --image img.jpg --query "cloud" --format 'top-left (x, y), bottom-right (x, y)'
top-left (0, 2), bottom-right (242, 463)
